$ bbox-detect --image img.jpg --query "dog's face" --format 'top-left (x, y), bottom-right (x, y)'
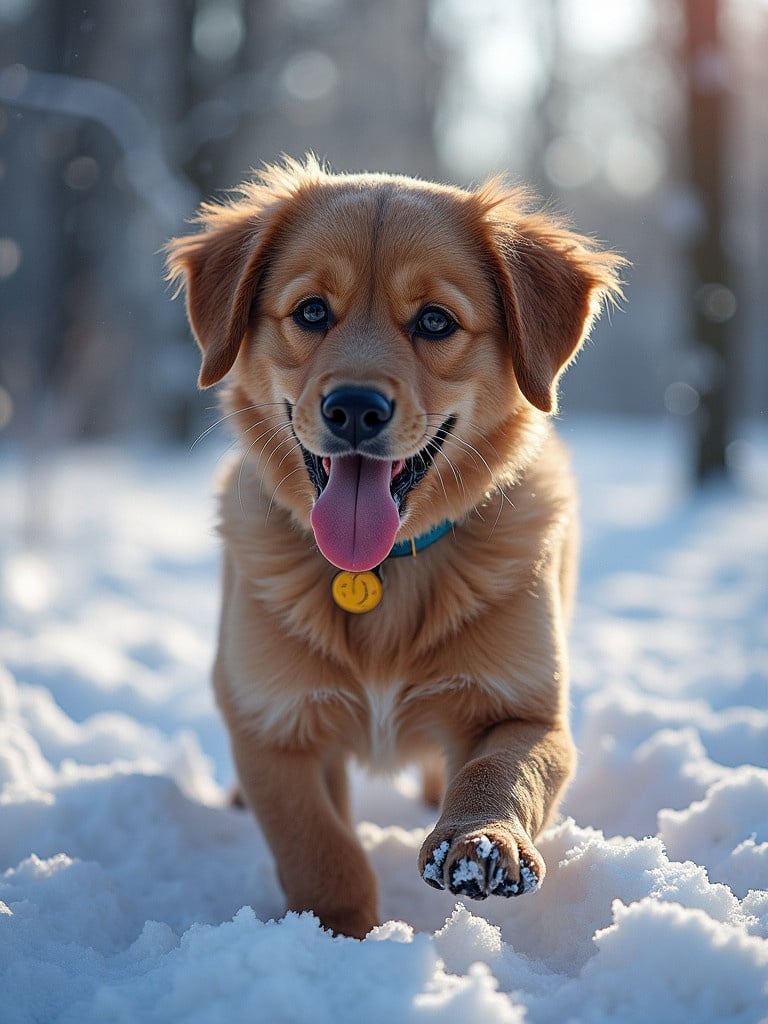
top-left (167, 160), bottom-right (622, 571)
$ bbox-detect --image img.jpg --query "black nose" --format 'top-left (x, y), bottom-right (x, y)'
top-left (321, 387), bottom-right (394, 447)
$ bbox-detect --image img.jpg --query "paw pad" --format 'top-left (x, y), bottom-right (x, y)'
top-left (422, 832), bottom-right (542, 899)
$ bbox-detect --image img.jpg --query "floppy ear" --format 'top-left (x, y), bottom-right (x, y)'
top-left (481, 192), bottom-right (625, 413)
top-left (165, 196), bottom-right (287, 388)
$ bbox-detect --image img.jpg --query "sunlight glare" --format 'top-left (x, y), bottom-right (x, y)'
top-left (4, 552), bottom-right (57, 614)
top-left (464, 30), bottom-right (544, 105)
top-left (605, 131), bottom-right (664, 196)
top-left (559, 0), bottom-right (653, 55)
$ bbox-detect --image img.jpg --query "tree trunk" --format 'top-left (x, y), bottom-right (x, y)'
top-left (683, 0), bottom-right (735, 482)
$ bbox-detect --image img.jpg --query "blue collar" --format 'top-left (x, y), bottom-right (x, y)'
top-left (388, 519), bottom-right (453, 559)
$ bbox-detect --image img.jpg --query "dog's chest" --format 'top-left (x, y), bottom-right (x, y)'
top-left (310, 679), bottom-right (410, 768)
top-left (261, 677), bottom-right (428, 768)
top-left (363, 682), bottom-right (403, 766)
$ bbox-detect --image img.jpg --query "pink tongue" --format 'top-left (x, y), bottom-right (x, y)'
top-left (310, 455), bottom-right (401, 571)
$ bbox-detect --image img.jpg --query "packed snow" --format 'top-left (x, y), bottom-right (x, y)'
top-left (1, 418), bottom-right (767, 1023)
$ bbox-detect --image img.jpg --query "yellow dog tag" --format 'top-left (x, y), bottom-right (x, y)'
top-left (331, 570), bottom-right (383, 613)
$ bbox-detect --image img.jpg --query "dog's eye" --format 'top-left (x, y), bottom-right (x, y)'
top-left (415, 306), bottom-right (458, 339)
top-left (294, 298), bottom-right (331, 331)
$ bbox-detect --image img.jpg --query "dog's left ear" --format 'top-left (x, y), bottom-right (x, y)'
top-left (165, 195), bottom-right (287, 388)
top-left (480, 192), bottom-right (625, 413)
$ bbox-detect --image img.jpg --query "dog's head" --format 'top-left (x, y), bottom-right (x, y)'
top-left (167, 158), bottom-right (623, 572)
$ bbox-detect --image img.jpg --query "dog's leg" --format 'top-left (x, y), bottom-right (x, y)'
top-left (323, 750), bottom-right (353, 825)
top-left (418, 720), bottom-right (574, 898)
top-left (421, 752), bottom-right (446, 808)
top-left (229, 729), bottom-right (378, 938)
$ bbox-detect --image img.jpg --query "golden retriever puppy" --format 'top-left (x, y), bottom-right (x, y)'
top-left (166, 157), bottom-right (623, 938)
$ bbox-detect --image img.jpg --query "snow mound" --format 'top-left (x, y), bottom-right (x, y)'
top-left (1, 423), bottom-right (766, 1022)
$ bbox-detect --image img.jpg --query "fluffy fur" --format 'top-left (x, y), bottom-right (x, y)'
top-left (166, 157), bottom-right (624, 938)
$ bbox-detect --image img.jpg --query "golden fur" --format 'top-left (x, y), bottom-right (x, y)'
top-left (166, 157), bottom-right (624, 938)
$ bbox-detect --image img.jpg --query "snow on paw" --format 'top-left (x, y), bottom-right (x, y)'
top-left (487, 845), bottom-right (542, 897)
top-left (419, 826), bottom-right (544, 899)
top-left (420, 838), bottom-right (450, 890)
top-left (448, 838), bottom-right (491, 899)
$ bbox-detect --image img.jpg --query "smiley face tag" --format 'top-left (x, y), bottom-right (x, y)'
top-left (331, 570), bottom-right (383, 613)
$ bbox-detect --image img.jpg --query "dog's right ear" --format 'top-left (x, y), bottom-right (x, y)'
top-left (165, 197), bottom-right (287, 388)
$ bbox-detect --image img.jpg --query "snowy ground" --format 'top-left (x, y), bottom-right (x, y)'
top-left (1, 418), bottom-right (767, 1023)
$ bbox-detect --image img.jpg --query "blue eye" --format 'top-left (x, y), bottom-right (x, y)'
top-left (294, 298), bottom-right (330, 330)
top-left (415, 306), bottom-right (458, 339)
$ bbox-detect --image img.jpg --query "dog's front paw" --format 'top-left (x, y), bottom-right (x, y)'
top-left (418, 825), bottom-right (544, 899)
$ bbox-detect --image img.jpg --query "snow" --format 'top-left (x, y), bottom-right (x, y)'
top-left (1, 419), bottom-right (767, 1023)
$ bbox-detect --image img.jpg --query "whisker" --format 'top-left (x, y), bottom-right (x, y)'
top-left (415, 445), bottom-right (450, 510)
top-left (438, 433), bottom-right (483, 475)
top-left (425, 412), bottom-right (511, 469)
top-left (190, 402), bottom-right (285, 451)
top-left (453, 416), bottom-right (515, 474)
top-left (429, 452), bottom-right (452, 506)
top-left (237, 420), bottom-right (294, 518)
top-left (241, 411), bottom-right (285, 435)
top-left (266, 466), bottom-right (304, 524)
top-left (435, 449), bottom-right (486, 523)
top-left (254, 421), bottom-right (295, 468)
top-left (489, 487), bottom-right (507, 539)
top-left (423, 417), bottom-right (493, 478)
top-left (259, 434), bottom-right (305, 502)
top-left (426, 433), bottom-right (462, 490)
top-left (238, 415), bottom-right (290, 454)
top-left (256, 423), bottom-right (296, 489)
top-left (212, 411), bottom-right (287, 494)
top-left (424, 436), bottom-right (471, 512)
top-left (424, 414), bottom-right (517, 515)
top-left (276, 440), bottom-right (305, 471)
top-left (408, 421), bottom-right (484, 525)
top-left (435, 438), bottom-right (508, 536)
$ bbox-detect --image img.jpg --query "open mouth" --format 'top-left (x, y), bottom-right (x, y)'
top-left (300, 416), bottom-right (455, 510)
top-left (290, 410), bottom-right (455, 572)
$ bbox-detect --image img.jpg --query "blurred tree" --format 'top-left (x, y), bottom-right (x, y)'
top-left (0, 1), bottom-right (73, 448)
top-left (0, 1), bottom-right (200, 450)
top-left (1, 0), bottom-right (440, 456)
top-left (683, 0), bottom-right (734, 482)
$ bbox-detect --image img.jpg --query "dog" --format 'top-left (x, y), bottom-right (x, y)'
top-left (166, 157), bottom-right (623, 938)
